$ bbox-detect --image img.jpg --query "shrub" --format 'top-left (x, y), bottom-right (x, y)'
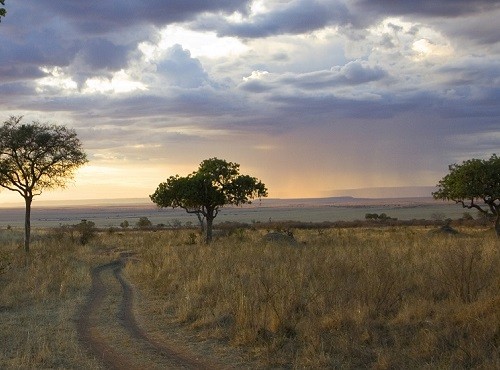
top-left (75, 219), bottom-right (96, 245)
top-left (136, 217), bottom-right (152, 229)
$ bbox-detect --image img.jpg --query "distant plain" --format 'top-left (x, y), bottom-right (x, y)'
top-left (0, 197), bottom-right (466, 228)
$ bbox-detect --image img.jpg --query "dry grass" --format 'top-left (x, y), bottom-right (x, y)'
top-left (1, 226), bottom-right (499, 368)
top-left (124, 227), bottom-right (500, 369)
top-left (0, 229), bottom-right (113, 369)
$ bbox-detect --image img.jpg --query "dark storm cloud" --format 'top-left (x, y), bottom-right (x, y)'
top-left (354, 0), bottom-right (500, 18)
top-left (40, 0), bottom-right (251, 34)
top-left (0, 21), bottom-right (77, 84)
top-left (193, 0), bottom-right (500, 41)
top-left (196, 0), bottom-right (350, 38)
top-left (78, 39), bottom-right (131, 71)
top-left (439, 13), bottom-right (500, 45)
top-left (0, 0), bottom-right (251, 82)
top-left (0, 82), bottom-right (38, 96)
top-left (350, 0), bottom-right (500, 41)
top-left (0, 65), bottom-right (48, 82)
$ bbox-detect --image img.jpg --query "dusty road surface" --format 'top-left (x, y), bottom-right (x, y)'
top-left (76, 256), bottom-right (225, 369)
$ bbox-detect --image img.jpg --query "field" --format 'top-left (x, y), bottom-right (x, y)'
top-left (1, 217), bottom-right (499, 368)
top-left (0, 197), bottom-right (467, 229)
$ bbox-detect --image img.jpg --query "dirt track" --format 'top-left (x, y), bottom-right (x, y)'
top-left (76, 257), bottom-right (217, 369)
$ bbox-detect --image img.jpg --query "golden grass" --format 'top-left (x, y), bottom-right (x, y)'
top-left (1, 226), bottom-right (499, 368)
top-left (124, 227), bottom-right (500, 369)
top-left (0, 229), bottom-right (112, 369)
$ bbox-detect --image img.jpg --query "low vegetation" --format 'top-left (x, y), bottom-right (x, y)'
top-left (1, 224), bottom-right (499, 368)
top-left (124, 226), bottom-right (500, 368)
top-left (0, 229), bottom-right (108, 368)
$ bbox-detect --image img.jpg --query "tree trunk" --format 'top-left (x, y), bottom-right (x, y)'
top-left (24, 195), bottom-right (32, 265)
top-left (196, 212), bottom-right (205, 234)
top-left (205, 215), bottom-right (214, 244)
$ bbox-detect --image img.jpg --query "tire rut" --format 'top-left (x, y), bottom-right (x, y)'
top-left (77, 258), bottom-right (214, 370)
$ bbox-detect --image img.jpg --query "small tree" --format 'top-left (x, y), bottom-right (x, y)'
top-left (75, 219), bottom-right (96, 245)
top-left (0, 116), bottom-right (88, 255)
top-left (136, 216), bottom-right (152, 229)
top-left (433, 154), bottom-right (500, 237)
top-left (150, 158), bottom-right (268, 243)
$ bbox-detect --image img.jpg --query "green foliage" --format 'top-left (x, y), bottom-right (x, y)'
top-left (0, 0), bottom-right (6, 22)
top-left (364, 213), bottom-right (397, 221)
top-left (120, 220), bottom-right (129, 229)
top-left (433, 154), bottom-right (500, 236)
top-left (150, 158), bottom-right (268, 243)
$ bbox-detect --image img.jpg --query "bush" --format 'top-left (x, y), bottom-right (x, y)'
top-left (75, 220), bottom-right (96, 245)
top-left (136, 217), bottom-right (153, 229)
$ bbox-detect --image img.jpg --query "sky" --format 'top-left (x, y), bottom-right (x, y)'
top-left (0, 0), bottom-right (499, 204)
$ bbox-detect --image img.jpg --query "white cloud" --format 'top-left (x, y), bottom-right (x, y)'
top-left (158, 25), bottom-right (248, 59)
top-left (36, 67), bottom-right (78, 93)
top-left (243, 70), bottom-right (269, 82)
top-left (83, 70), bottom-right (147, 94)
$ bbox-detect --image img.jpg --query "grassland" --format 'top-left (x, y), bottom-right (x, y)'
top-left (1, 224), bottom-right (499, 368)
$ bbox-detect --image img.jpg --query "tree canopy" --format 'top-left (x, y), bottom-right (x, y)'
top-left (0, 116), bottom-right (88, 253)
top-left (433, 154), bottom-right (500, 236)
top-left (150, 158), bottom-right (268, 243)
top-left (0, 0), bottom-right (5, 22)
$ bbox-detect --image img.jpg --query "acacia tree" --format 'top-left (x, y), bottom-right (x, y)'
top-left (433, 154), bottom-right (500, 237)
top-left (0, 0), bottom-right (5, 22)
top-left (0, 116), bottom-right (88, 254)
top-left (150, 158), bottom-right (268, 243)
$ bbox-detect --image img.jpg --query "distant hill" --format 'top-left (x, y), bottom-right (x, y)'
top-left (0, 187), bottom-right (439, 209)
top-left (328, 186), bottom-right (437, 199)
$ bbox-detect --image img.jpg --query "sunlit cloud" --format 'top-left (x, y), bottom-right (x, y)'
top-left (83, 70), bottom-right (147, 94)
top-left (243, 70), bottom-right (269, 82)
top-left (158, 25), bottom-right (248, 59)
top-left (36, 67), bottom-right (78, 92)
top-left (412, 38), bottom-right (453, 60)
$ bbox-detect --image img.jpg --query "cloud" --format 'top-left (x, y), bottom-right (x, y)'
top-left (354, 0), bottom-right (500, 18)
top-left (0, 65), bottom-right (48, 82)
top-left (1, 0), bottom-right (499, 199)
top-left (77, 38), bottom-right (131, 71)
top-left (239, 60), bottom-right (388, 96)
top-left (195, 0), bottom-right (350, 37)
top-left (155, 45), bottom-right (210, 89)
top-left (39, 0), bottom-right (252, 34)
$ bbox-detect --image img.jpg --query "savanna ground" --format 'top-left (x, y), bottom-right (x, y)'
top-left (0, 223), bottom-right (499, 369)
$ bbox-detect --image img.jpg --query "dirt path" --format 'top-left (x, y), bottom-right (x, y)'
top-left (76, 256), bottom-right (218, 369)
